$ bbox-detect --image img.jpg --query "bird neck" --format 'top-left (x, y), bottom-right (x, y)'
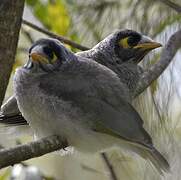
top-left (114, 63), bottom-right (142, 96)
top-left (77, 47), bottom-right (120, 69)
top-left (77, 49), bottom-right (141, 95)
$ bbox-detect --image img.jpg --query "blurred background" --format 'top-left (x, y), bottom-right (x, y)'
top-left (0, 0), bottom-right (181, 179)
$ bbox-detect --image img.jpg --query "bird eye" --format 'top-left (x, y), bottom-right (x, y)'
top-left (127, 35), bottom-right (141, 46)
top-left (119, 35), bottom-right (141, 48)
top-left (43, 46), bottom-right (53, 59)
top-left (43, 46), bottom-right (57, 64)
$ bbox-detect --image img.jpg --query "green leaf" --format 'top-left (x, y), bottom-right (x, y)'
top-left (0, 169), bottom-right (11, 180)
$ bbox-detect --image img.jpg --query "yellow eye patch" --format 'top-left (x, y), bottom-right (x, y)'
top-left (119, 37), bottom-right (130, 48)
top-left (51, 52), bottom-right (57, 63)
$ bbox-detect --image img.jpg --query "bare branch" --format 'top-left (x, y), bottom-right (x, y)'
top-left (21, 27), bottom-right (34, 44)
top-left (157, 0), bottom-right (181, 13)
top-left (134, 29), bottom-right (181, 97)
top-left (0, 0), bottom-right (25, 106)
top-left (101, 152), bottom-right (118, 180)
top-left (22, 20), bottom-right (89, 51)
top-left (0, 135), bottom-right (68, 169)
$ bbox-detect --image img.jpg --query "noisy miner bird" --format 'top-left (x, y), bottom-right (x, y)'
top-left (0, 29), bottom-right (162, 126)
top-left (13, 38), bottom-right (169, 174)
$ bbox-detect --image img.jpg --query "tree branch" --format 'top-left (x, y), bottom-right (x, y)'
top-left (21, 26), bottom-right (34, 44)
top-left (22, 20), bottom-right (89, 51)
top-left (157, 0), bottom-right (181, 13)
top-left (0, 0), bottom-right (25, 106)
top-left (101, 152), bottom-right (118, 180)
top-left (0, 135), bottom-right (68, 169)
top-left (134, 29), bottom-right (181, 97)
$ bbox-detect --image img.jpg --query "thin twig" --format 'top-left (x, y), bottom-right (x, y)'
top-left (134, 29), bottom-right (181, 97)
top-left (21, 26), bottom-right (34, 43)
top-left (0, 135), bottom-right (68, 169)
top-left (101, 152), bottom-right (118, 180)
top-left (157, 0), bottom-right (181, 13)
top-left (22, 19), bottom-right (89, 51)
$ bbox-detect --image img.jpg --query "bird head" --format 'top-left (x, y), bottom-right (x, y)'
top-left (93, 29), bottom-right (162, 65)
top-left (25, 38), bottom-right (76, 72)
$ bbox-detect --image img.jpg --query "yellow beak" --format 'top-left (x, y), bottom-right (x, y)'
top-left (30, 53), bottom-right (49, 64)
top-left (133, 42), bottom-right (162, 50)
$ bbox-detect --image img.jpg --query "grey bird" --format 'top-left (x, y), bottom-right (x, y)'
top-left (0, 29), bottom-right (162, 126)
top-left (13, 39), bottom-right (169, 174)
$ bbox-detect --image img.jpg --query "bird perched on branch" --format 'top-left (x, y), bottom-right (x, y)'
top-left (0, 29), bottom-right (162, 126)
top-left (13, 38), bottom-right (169, 174)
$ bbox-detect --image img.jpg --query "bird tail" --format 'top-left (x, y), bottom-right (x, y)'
top-left (144, 147), bottom-right (170, 175)
top-left (124, 141), bottom-right (170, 175)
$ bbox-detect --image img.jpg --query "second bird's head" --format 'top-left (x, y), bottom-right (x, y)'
top-left (93, 29), bottom-right (162, 64)
top-left (25, 38), bottom-right (76, 72)
top-left (25, 29), bottom-right (162, 72)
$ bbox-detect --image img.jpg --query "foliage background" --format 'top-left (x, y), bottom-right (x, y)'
top-left (0, 0), bottom-right (181, 179)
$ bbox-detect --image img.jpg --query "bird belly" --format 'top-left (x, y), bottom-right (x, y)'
top-left (13, 69), bottom-right (133, 154)
top-left (13, 73), bottom-right (112, 152)
top-left (16, 91), bottom-right (123, 153)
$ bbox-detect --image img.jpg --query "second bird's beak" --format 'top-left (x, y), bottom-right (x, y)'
top-left (134, 36), bottom-right (162, 51)
top-left (30, 53), bottom-right (49, 64)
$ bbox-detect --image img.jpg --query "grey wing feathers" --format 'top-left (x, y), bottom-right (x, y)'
top-left (0, 114), bottom-right (27, 126)
top-left (1, 95), bottom-right (20, 115)
top-left (39, 59), bottom-right (169, 173)
top-left (39, 62), bottom-right (153, 148)
top-left (0, 95), bottom-right (27, 126)
top-left (78, 97), bottom-right (152, 147)
top-left (77, 97), bottom-right (170, 173)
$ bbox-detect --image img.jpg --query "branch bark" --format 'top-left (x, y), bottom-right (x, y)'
top-left (101, 153), bottom-right (118, 180)
top-left (157, 0), bottom-right (181, 13)
top-left (134, 29), bottom-right (181, 97)
top-left (0, 135), bottom-right (67, 169)
top-left (0, 0), bottom-right (25, 106)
